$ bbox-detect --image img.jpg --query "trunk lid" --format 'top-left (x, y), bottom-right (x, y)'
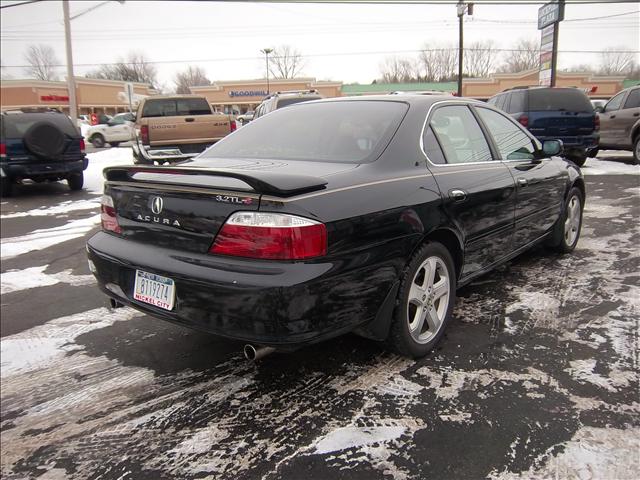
top-left (103, 162), bottom-right (331, 253)
top-left (526, 88), bottom-right (596, 138)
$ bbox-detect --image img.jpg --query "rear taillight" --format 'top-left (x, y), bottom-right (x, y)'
top-left (140, 125), bottom-right (150, 145)
top-left (0, 143), bottom-right (6, 158)
top-left (230, 120), bottom-right (237, 132)
top-left (101, 195), bottom-right (121, 234)
top-left (80, 139), bottom-right (85, 153)
top-left (518, 115), bottom-right (529, 128)
top-left (594, 114), bottom-right (600, 131)
top-left (210, 212), bottom-right (327, 260)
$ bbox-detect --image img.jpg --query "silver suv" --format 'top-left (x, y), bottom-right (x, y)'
top-left (253, 90), bottom-right (323, 120)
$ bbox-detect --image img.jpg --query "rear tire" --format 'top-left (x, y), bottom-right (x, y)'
top-left (90, 134), bottom-right (105, 148)
top-left (548, 187), bottom-right (583, 253)
top-left (633, 136), bottom-right (639, 165)
top-left (387, 242), bottom-right (456, 358)
top-left (1, 177), bottom-right (13, 197)
top-left (109, 142), bottom-right (120, 148)
top-left (67, 172), bottom-right (84, 191)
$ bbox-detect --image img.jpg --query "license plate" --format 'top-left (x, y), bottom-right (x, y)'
top-left (133, 270), bottom-right (175, 311)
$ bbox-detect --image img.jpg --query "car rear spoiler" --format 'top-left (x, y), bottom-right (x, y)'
top-left (103, 165), bottom-right (328, 197)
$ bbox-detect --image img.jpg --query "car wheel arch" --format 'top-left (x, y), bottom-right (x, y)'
top-left (415, 227), bottom-right (464, 281)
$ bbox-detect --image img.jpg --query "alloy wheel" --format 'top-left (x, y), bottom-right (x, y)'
top-left (564, 195), bottom-right (581, 246)
top-left (407, 256), bottom-right (450, 344)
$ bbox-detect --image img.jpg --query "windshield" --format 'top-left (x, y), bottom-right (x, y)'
top-left (195, 100), bottom-right (408, 164)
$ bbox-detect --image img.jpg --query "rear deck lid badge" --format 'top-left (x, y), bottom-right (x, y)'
top-left (151, 196), bottom-right (164, 214)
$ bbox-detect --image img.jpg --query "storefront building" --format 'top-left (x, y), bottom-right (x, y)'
top-left (0, 78), bottom-right (157, 115)
top-left (190, 78), bottom-right (343, 114)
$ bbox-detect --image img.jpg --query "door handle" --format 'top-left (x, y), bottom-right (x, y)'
top-left (610, 115), bottom-right (616, 119)
top-left (185, 117), bottom-right (195, 122)
top-left (517, 178), bottom-right (528, 187)
top-left (633, 112), bottom-right (639, 117)
top-left (449, 189), bottom-right (467, 202)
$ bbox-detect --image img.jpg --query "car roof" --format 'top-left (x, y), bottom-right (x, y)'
top-left (307, 94), bottom-right (477, 109)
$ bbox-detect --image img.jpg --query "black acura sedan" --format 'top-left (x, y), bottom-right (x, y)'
top-left (87, 96), bottom-right (584, 358)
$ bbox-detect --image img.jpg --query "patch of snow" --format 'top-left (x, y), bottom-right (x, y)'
top-left (170, 426), bottom-right (230, 455)
top-left (492, 427), bottom-right (640, 480)
top-left (312, 425), bottom-right (406, 455)
top-left (85, 148), bottom-right (134, 194)
top-left (582, 157), bottom-right (639, 176)
top-left (0, 214), bottom-right (99, 260)
top-left (1, 198), bottom-right (100, 219)
top-left (1, 265), bottom-right (95, 295)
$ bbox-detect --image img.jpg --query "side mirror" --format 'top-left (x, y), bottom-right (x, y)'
top-left (542, 139), bottom-right (563, 157)
top-left (594, 105), bottom-right (604, 113)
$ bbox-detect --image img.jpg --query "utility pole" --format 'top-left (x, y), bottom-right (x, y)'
top-left (261, 48), bottom-right (273, 94)
top-left (456, 2), bottom-right (473, 97)
top-left (63, 0), bottom-right (78, 127)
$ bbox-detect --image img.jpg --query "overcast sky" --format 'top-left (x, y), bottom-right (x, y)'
top-left (1, 0), bottom-right (638, 90)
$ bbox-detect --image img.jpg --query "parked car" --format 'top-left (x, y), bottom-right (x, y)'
top-left (253, 89), bottom-right (323, 120)
top-left (487, 86), bottom-right (598, 166)
top-left (590, 99), bottom-right (606, 111)
top-left (87, 96), bottom-right (584, 359)
top-left (593, 85), bottom-right (640, 164)
top-left (390, 90), bottom-right (453, 96)
top-left (85, 112), bottom-right (135, 148)
top-left (236, 110), bottom-right (254, 125)
top-left (132, 95), bottom-right (236, 164)
top-left (1, 110), bottom-right (87, 196)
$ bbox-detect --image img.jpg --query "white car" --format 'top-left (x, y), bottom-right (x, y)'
top-left (85, 112), bottom-right (135, 148)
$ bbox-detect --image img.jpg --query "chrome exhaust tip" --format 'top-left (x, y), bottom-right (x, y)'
top-left (243, 344), bottom-right (276, 361)
top-left (109, 298), bottom-right (124, 309)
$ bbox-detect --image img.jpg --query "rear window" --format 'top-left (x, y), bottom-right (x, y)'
top-left (276, 96), bottom-right (322, 109)
top-left (528, 88), bottom-right (592, 112)
top-left (141, 98), bottom-right (211, 117)
top-left (1, 113), bottom-right (78, 138)
top-left (196, 100), bottom-right (408, 164)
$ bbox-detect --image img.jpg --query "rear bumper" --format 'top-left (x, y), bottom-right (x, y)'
top-left (536, 134), bottom-right (599, 152)
top-left (1, 158), bottom-right (87, 179)
top-left (86, 231), bottom-right (401, 347)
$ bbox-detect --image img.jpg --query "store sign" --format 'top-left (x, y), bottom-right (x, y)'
top-left (539, 23), bottom-right (555, 86)
top-left (538, 1), bottom-right (564, 30)
top-left (228, 90), bottom-right (268, 98)
top-left (40, 95), bottom-right (69, 102)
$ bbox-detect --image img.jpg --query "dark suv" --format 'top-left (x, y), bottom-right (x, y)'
top-left (1, 110), bottom-right (88, 196)
top-left (488, 87), bottom-right (598, 166)
top-left (253, 90), bottom-right (323, 120)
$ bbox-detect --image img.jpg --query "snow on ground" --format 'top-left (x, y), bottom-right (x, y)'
top-left (85, 148), bottom-right (135, 194)
top-left (0, 198), bottom-right (100, 219)
top-left (583, 154), bottom-right (639, 176)
top-left (1, 265), bottom-right (95, 295)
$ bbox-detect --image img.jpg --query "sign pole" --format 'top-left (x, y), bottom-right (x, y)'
top-left (62, 0), bottom-right (78, 127)
top-left (550, 7), bottom-right (561, 87)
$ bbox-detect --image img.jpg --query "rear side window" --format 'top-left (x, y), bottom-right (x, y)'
top-left (141, 98), bottom-right (211, 117)
top-left (509, 91), bottom-right (526, 113)
top-left (197, 101), bottom-right (408, 164)
top-left (422, 126), bottom-right (447, 164)
top-left (430, 105), bottom-right (492, 164)
top-left (1, 113), bottom-right (78, 138)
top-left (528, 88), bottom-right (592, 112)
top-left (623, 88), bottom-right (640, 109)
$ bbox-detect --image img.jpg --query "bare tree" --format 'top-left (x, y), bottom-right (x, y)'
top-left (379, 55), bottom-right (418, 83)
top-left (269, 45), bottom-right (305, 79)
top-left (174, 65), bottom-right (210, 94)
top-left (23, 44), bottom-right (59, 81)
top-left (86, 51), bottom-right (158, 88)
top-left (598, 48), bottom-right (636, 76)
top-left (464, 40), bottom-right (498, 78)
top-left (419, 43), bottom-right (459, 82)
top-left (498, 38), bottom-right (540, 74)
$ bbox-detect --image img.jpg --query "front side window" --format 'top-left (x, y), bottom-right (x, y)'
top-left (476, 107), bottom-right (536, 161)
top-left (429, 105), bottom-right (492, 164)
top-left (604, 91), bottom-right (625, 112)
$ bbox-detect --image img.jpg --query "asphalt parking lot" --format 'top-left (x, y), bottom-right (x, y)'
top-left (1, 151), bottom-right (638, 479)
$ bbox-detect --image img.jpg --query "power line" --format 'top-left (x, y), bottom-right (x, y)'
top-left (0, 0), bottom-right (44, 9)
top-left (2, 47), bottom-right (638, 69)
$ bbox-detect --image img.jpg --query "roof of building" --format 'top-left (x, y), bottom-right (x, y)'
top-left (342, 82), bottom-right (457, 95)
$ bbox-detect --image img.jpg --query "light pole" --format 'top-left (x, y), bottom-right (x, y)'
top-left (62, 0), bottom-right (125, 127)
top-left (261, 48), bottom-right (273, 94)
top-left (456, 2), bottom-right (473, 97)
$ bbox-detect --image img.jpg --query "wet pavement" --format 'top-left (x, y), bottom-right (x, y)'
top-left (1, 157), bottom-right (639, 479)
